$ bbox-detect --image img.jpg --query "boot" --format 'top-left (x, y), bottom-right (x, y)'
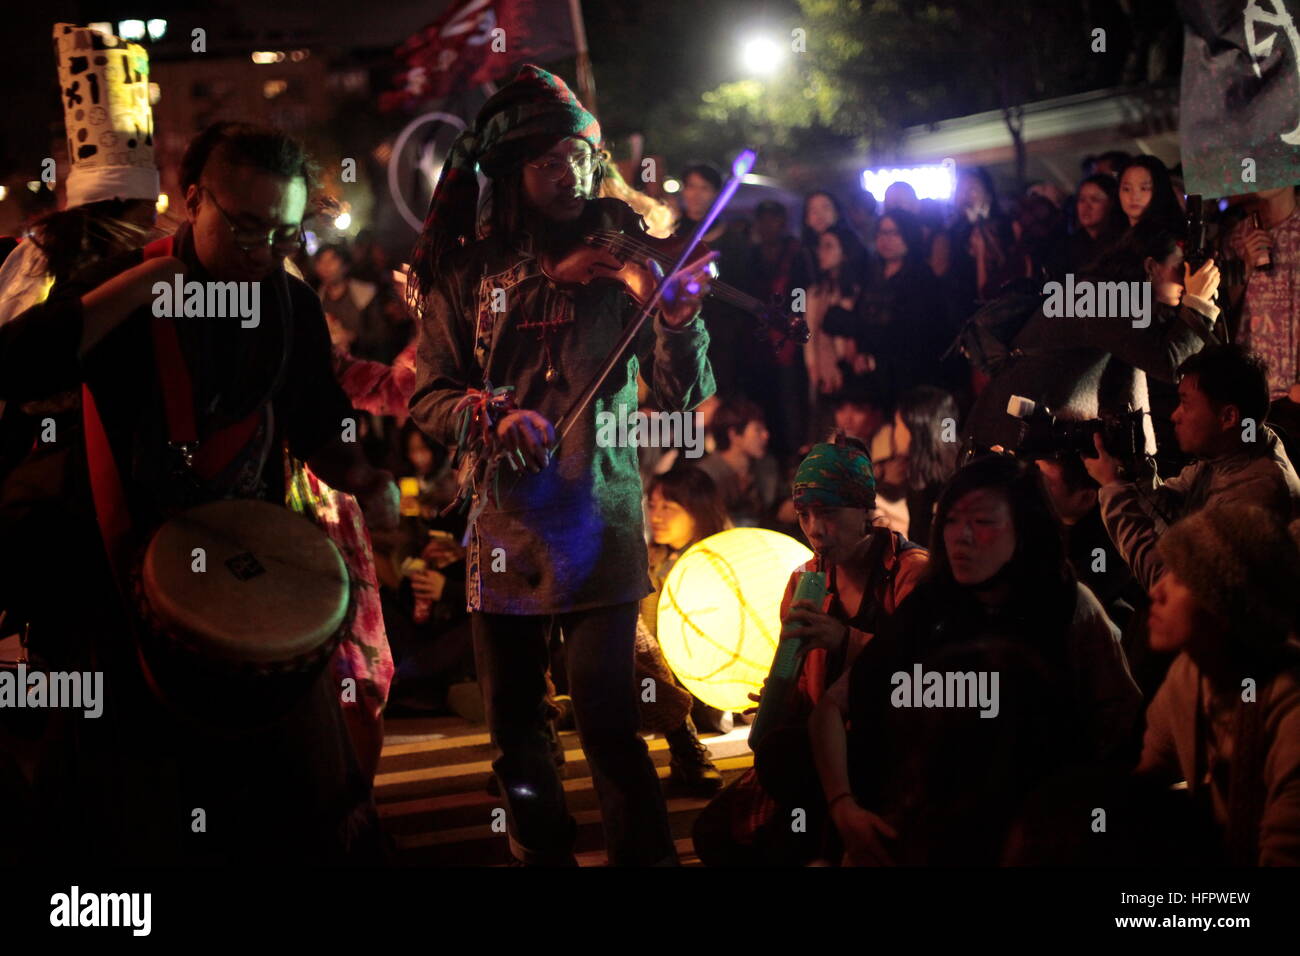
top-left (664, 716), bottom-right (723, 796)
top-left (487, 720), bottom-right (565, 796)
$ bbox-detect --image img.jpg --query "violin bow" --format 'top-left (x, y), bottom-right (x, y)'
top-left (550, 148), bottom-right (757, 454)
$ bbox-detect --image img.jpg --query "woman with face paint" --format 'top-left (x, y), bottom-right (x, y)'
top-left (811, 454), bottom-right (1142, 865)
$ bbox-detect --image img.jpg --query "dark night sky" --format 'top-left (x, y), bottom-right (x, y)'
top-left (0, 1), bottom-right (1178, 192)
top-left (0, 0), bottom-right (809, 175)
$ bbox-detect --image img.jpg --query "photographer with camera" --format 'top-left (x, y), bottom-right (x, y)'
top-left (1085, 345), bottom-right (1300, 594)
top-left (963, 223), bottom-right (1221, 464)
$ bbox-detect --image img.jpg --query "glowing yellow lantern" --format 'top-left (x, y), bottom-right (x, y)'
top-left (656, 528), bottom-right (812, 713)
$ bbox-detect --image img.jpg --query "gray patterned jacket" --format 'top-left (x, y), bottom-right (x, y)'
top-left (409, 198), bottom-right (716, 614)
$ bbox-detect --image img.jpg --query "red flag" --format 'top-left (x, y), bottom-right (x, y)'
top-left (380, 0), bottom-right (577, 111)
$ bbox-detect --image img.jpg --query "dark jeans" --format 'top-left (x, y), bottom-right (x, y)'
top-left (472, 602), bottom-right (678, 866)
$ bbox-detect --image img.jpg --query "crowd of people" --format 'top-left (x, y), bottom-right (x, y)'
top-left (290, 134), bottom-right (1300, 867)
top-left (0, 37), bottom-right (1297, 868)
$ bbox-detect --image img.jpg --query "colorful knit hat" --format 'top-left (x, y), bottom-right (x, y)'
top-left (420, 64), bottom-right (600, 254)
top-left (792, 436), bottom-right (877, 509)
top-left (53, 23), bottom-right (159, 207)
top-left (1158, 503), bottom-right (1300, 649)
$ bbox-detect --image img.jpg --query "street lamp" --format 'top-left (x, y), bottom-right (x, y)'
top-left (739, 35), bottom-right (783, 75)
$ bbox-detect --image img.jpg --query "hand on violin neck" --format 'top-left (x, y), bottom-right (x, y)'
top-left (653, 251), bottom-right (719, 328)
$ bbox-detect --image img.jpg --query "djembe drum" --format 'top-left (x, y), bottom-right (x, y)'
top-left (133, 499), bottom-right (351, 731)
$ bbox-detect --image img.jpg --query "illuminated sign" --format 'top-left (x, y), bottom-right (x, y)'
top-left (861, 161), bottom-right (956, 202)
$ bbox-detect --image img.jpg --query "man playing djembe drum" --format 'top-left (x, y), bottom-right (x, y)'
top-left (0, 122), bottom-right (399, 863)
top-left (407, 65), bottom-right (717, 866)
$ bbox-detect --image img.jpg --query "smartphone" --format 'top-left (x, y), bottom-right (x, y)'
top-left (425, 529), bottom-right (461, 568)
top-left (399, 477), bottom-right (421, 517)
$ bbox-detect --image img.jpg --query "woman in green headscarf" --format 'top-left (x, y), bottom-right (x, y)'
top-left (781, 435), bottom-right (930, 674)
top-left (693, 432), bottom-right (929, 866)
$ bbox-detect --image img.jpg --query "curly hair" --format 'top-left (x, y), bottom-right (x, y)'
top-left (180, 121), bottom-right (319, 194)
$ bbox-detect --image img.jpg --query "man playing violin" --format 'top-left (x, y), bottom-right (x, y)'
top-left (407, 65), bottom-right (717, 866)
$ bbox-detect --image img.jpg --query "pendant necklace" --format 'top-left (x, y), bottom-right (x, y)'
top-left (519, 284), bottom-right (573, 385)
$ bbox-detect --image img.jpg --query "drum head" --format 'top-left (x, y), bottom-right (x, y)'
top-left (142, 500), bottom-right (349, 665)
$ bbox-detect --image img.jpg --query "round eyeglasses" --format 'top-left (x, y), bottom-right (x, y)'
top-left (203, 186), bottom-right (304, 256)
top-left (527, 150), bottom-right (598, 183)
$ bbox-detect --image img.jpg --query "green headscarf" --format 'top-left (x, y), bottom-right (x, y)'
top-left (792, 438), bottom-right (876, 509)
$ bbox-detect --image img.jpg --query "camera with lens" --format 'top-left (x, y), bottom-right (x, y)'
top-left (1005, 395), bottom-right (1147, 465)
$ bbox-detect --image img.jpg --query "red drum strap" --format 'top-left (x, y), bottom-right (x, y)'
top-left (84, 234), bottom-right (264, 579)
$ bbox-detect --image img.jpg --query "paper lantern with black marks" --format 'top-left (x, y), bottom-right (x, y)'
top-left (656, 528), bottom-right (812, 714)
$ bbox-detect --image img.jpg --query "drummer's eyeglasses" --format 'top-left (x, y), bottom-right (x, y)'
top-left (201, 187), bottom-right (304, 256)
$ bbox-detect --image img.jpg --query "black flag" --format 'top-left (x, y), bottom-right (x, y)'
top-left (1179, 0), bottom-right (1300, 195)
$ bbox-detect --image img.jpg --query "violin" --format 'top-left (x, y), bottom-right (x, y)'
top-left (537, 212), bottom-right (810, 347)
